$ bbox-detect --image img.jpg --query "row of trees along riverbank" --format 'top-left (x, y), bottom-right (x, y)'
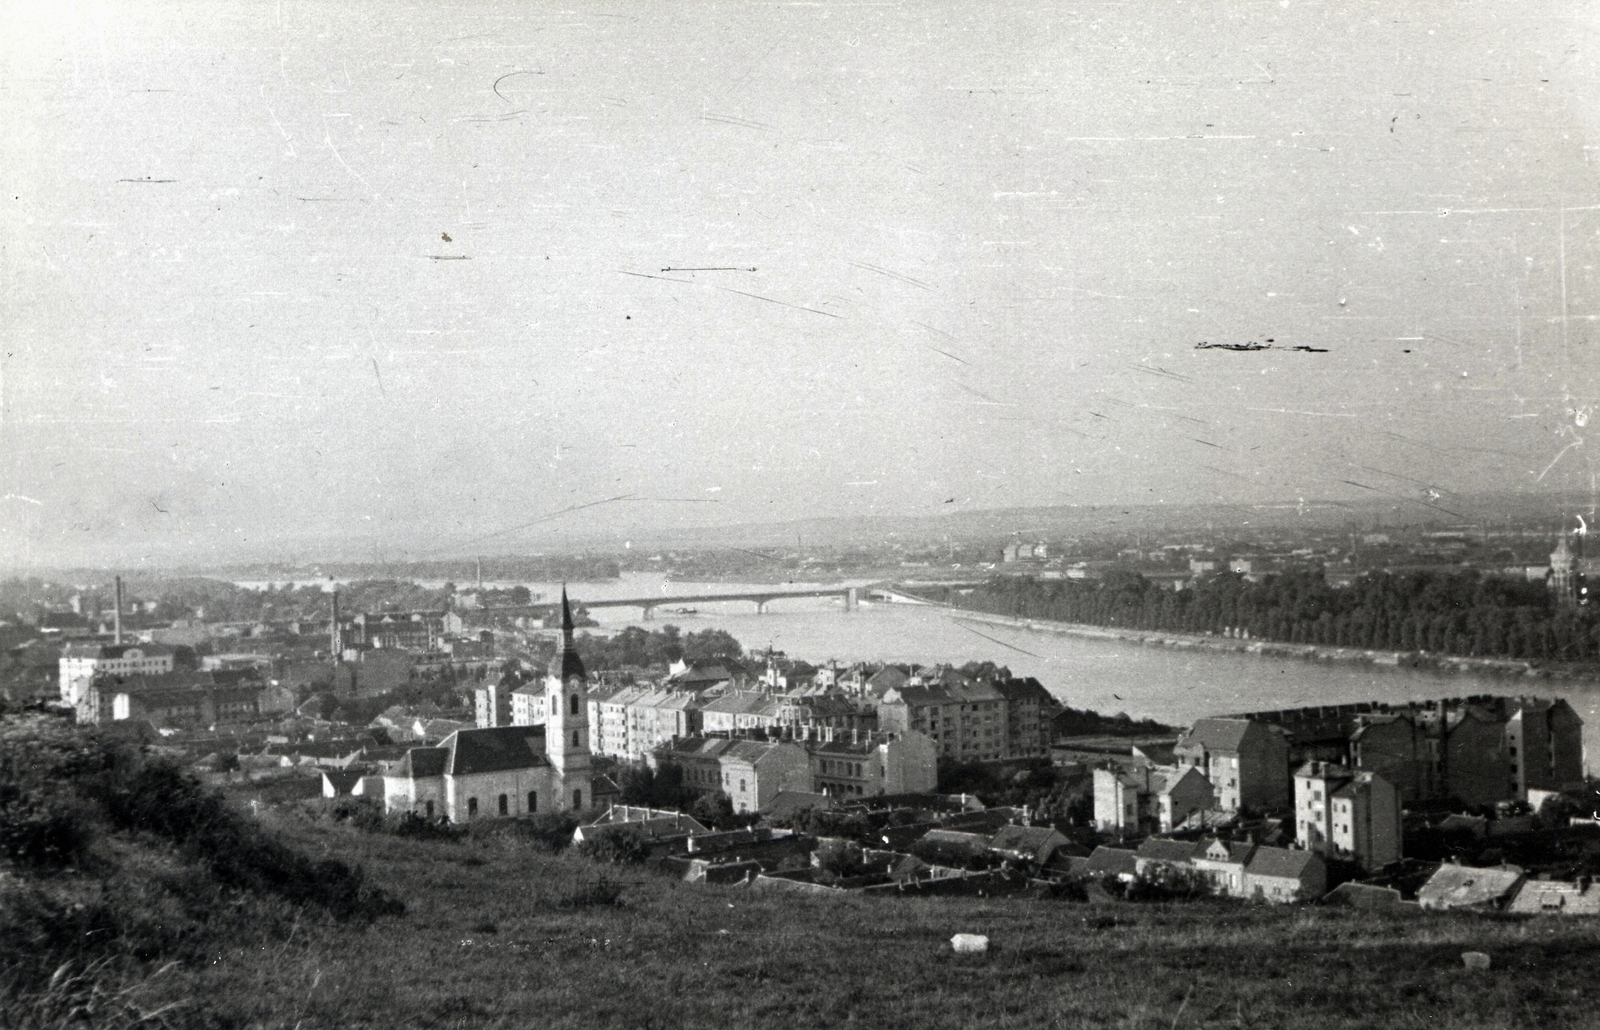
top-left (921, 569), bottom-right (1600, 662)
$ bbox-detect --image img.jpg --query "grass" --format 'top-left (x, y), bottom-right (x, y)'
top-left (61, 809), bottom-right (1600, 1030)
top-left (6, 712), bottom-right (1600, 1029)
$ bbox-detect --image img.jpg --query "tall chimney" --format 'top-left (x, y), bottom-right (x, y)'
top-left (330, 589), bottom-right (341, 658)
top-left (113, 576), bottom-right (124, 645)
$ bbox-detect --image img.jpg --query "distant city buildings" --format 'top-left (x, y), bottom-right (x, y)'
top-left (59, 642), bottom-right (174, 706)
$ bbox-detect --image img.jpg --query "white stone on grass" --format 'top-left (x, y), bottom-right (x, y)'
top-left (951, 933), bottom-right (989, 954)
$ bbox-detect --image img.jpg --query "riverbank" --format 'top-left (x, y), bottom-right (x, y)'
top-left (942, 608), bottom-right (1600, 685)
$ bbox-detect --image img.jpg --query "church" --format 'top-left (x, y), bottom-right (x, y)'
top-left (383, 590), bottom-right (592, 821)
top-left (1549, 525), bottom-right (1599, 608)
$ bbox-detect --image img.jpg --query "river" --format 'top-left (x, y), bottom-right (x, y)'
top-left (237, 571), bottom-right (1600, 767)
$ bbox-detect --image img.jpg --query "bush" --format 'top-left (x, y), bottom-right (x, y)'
top-left (470, 811), bottom-right (581, 851)
top-left (327, 795), bottom-right (386, 833)
top-left (576, 826), bottom-right (648, 864)
top-left (523, 812), bottom-right (580, 851)
top-left (0, 788), bottom-right (97, 872)
top-left (813, 839), bottom-right (866, 881)
top-left (0, 718), bottom-right (106, 872)
top-left (0, 715), bottom-right (405, 924)
top-left (387, 811), bottom-right (465, 841)
top-left (559, 875), bottom-right (625, 908)
top-left (1122, 864), bottom-right (1215, 903)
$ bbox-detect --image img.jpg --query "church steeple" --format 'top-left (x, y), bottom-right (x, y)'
top-left (544, 586), bottom-right (591, 808)
top-left (548, 586), bottom-right (587, 683)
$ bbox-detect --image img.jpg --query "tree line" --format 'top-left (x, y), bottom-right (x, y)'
top-left (928, 569), bottom-right (1600, 662)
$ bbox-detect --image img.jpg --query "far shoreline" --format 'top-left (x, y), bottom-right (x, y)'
top-left (934, 606), bottom-right (1600, 687)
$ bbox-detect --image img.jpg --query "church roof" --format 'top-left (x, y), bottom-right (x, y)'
top-left (442, 726), bottom-right (549, 775)
top-left (394, 746), bottom-right (448, 779)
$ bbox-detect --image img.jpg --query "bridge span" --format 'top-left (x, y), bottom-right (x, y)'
top-left (483, 585), bottom-right (864, 620)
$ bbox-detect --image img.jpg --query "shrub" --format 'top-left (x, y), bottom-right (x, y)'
top-left (326, 795), bottom-right (386, 833)
top-left (387, 811), bottom-right (465, 841)
top-left (470, 811), bottom-right (580, 851)
top-left (523, 811), bottom-right (580, 851)
top-left (0, 788), bottom-right (97, 872)
top-left (560, 875), bottom-right (625, 908)
top-left (1034, 874), bottom-right (1092, 902)
top-left (813, 839), bottom-right (866, 881)
top-left (1122, 864), bottom-right (1215, 903)
top-left (2, 715), bottom-right (405, 924)
top-left (575, 826), bottom-right (648, 864)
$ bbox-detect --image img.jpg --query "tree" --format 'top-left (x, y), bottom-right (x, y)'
top-left (682, 628), bottom-right (743, 662)
top-left (690, 791), bottom-right (748, 831)
top-left (617, 763), bottom-right (691, 810)
top-left (813, 839), bottom-right (865, 882)
top-left (576, 826), bottom-right (647, 864)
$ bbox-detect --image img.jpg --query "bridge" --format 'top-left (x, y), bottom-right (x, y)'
top-left (483, 585), bottom-right (863, 621)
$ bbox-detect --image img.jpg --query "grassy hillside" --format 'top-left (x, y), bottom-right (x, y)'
top-left (6, 717), bottom-right (1600, 1029)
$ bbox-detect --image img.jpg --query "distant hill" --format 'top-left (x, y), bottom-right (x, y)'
top-left (595, 489), bottom-right (1593, 551)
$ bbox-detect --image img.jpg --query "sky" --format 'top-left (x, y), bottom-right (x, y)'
top-left (4, 0), bottom-right (1600, 569)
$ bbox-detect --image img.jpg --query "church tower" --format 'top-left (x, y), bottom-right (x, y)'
top-left (545, 588), bottom-right (592, 810)
top-left (1550, 531), bottom-right (1576, 606)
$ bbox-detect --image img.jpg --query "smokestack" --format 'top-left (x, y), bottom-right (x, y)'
top-left (113, 576), bottom-right (123, 645)
top-left (331, 589), bottom-right (341, 659)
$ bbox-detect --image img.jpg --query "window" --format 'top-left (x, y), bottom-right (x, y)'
top-left (572, 730), bottom-right (580, 747)
top-left (739, 779), bottom-right (747, 792)
top-left (571, 694), bottom-right (581, 716)
top-left (424, 800), bottom-right (434, 819)
top-left (467, 797), bottom-right (478, 817)
top-left (528, 791), bottom-right (538, 813)
top-left (498, 794), bottom-right (508, 816)
top-left (572, 789), bottom-right (582, 809)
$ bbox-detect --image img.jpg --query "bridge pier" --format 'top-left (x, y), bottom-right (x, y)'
top-left (845, 587), bottom-right (858, 612)
top-left (642, 605), bottom-right (655, 621)
top-left (756, 600), bottom-right (769, 614)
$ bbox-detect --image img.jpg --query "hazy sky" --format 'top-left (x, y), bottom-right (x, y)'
top-left (5, 1), bottom-right (1600, 568)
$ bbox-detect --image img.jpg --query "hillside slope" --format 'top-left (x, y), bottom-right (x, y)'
top-left (5, 716), bottom-right (1600, 1028)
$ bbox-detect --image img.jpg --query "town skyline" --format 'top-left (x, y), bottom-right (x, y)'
top-left (6, 1), bottom-right (1600, 569)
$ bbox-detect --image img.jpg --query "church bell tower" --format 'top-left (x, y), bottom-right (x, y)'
top-left (545, 588), bottom-right (592, 809)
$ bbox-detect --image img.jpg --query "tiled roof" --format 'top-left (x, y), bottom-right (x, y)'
top-left (1136, 838), bottom-right (1199, 863)
top-left (395, 746), bottom-right (448, 778)
top-left (1418, 864), bottom-right (1524, 908)
top-left (1323, 882), bottom-right (1404, 908)
top-left (1244, 846), bottom-right (1319, 880)
top-left (656, 737), bottom-right (736, 760)
top-left (764, 790), bottom-right (833, 822)
top-left (1507, 879), bottom-right (1600, 915)
top-left (1195, 838), bottom-right (1256, 865)
top-left (916, 829), bottom-right (993, 854)
top-left (673, 660), bottom-right (752, 685)
top-left (1086, 846), bottom-right (1139, 876)
top-left (992, 677), bottom-right (1057, 706)
top-left (441, 726), bottom-right (548, 775)
top-left (62, 642), bottom-right (174, 659)
top-left (723, 739), bottom-right (800, 765)
top-left (988, 825), bottom-right (1064, 856)
top-left (1177, 718), bottom-right (1255, 754)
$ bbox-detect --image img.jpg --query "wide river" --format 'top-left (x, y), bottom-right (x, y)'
top-left (540, 574), bottom-right (1600, 770)
top-left (239, 571), bottom-right (1600, 768)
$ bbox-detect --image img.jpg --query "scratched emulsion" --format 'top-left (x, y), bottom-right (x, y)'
top-left (2, 2), bottom-right (1599, 564)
